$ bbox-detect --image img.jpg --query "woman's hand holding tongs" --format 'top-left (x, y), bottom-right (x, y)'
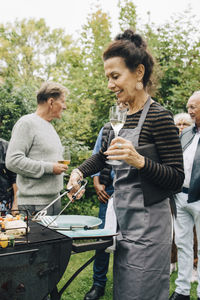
top-left (67, 168), bottom-right (85, 201)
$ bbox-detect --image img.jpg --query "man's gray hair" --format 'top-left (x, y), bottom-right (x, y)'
top-left (37, 81), bottom-right (69, 104)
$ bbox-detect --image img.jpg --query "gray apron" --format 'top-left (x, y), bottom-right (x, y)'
top-left (113, 97), bottom-right (171, 300)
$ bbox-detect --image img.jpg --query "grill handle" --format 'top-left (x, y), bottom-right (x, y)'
top-left (72, 239), bottom-right (113, 253)
top-left (0, 248), bottom-right (39, 257)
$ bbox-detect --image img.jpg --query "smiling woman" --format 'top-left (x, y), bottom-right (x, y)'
top-left (6, 81), bottom-right (69, 217)
top-left (67, 29), bottom-right (184, 300)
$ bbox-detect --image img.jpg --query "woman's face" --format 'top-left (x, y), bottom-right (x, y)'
top-left (175, 119), bottom-right (191, 135)
top-left (104, 57), bottom-right (138, 103)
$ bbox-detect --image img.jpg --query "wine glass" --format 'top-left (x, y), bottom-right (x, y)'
top-left (106, 105), bottom-right (127, 165)
top-left (58, 146), bottom-right (71, 166)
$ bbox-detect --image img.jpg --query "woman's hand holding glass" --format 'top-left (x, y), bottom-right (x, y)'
top-left (104, 136), bottom-right (145, 169)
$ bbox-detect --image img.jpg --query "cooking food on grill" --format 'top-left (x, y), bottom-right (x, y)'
top-left (4, 219), bottom-right (29, 236)
top-left (0, 213), bottom-right (22, 222)
top-left (0, 234), bottom-right (8, 248)
top-left (0, 217), bottom-right (114, 299)
top-left (0, 214), bottom-right (29, 236)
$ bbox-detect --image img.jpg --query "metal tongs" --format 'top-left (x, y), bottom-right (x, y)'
top-left (33, 179), bottom-right (88, 230)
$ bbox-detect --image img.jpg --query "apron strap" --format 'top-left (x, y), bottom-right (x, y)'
top-left (134, 96), bottom-right (151, 147)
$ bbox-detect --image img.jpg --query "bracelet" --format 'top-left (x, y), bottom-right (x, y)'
top-left (72, 168), bottom-right (83, 180)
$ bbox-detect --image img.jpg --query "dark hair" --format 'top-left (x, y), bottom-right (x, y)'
top-left (37, 81), bottom-right (68, 104)
top-left (103, 29), bottom-right (154, 87)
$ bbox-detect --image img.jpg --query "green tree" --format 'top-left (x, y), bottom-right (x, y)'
top-left (0, 82), bottom-right (35, 140)
top-left (118, 0), bottom-right (137, 31)
top-left (116, 3), bottom-right (200, 113)
top-left (56, 6), bottom-right (115, 213)
top-left (58, 6), bottom-right (114, 151)
top-left (0, 18), bottom-right (79, 87)
top-left (81, 7), bottom-right (114, 145)
top-left (143, 9), bottom-right (200, 112)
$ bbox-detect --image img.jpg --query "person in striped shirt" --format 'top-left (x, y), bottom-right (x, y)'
top-left (68, 29), bottom-right (184, 300)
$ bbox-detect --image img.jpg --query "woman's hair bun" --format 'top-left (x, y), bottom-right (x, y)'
top-left (115, 29), bottom-right (146, 49)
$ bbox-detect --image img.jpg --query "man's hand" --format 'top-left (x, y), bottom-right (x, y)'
top-left (11, 183), bottom-right (18, 216)
top-left (53, 163), bottom-right (68, 174)
top-left (11, 201), bottom-right (18, 216)
top-left (93, 176), bottom-right (110, 203)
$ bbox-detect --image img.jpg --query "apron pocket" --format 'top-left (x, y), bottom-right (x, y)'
top-left (114, 188), bottom-right (147, 241)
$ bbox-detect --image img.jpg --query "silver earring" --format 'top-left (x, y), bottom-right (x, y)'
top-left (136, 81), bottom-right (143, 91)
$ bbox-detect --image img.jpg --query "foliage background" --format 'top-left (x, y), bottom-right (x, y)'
top-left (0, 0), bottom-right (200, 214)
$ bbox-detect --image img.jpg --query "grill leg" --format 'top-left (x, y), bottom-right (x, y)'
top-left (49, 287), bottom-right (60, 300)
top-left (43, 296), bottom-right (51, 300)
top-left (59, 254), bottom-right (97, 298)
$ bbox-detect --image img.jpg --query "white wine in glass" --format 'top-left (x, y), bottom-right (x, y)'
top-left (58, 146), bottom-right (71, 165)
top-left (107, 105), bottom-right (127, 165)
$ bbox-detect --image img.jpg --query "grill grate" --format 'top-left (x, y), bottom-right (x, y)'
top-left (0, 220), bottom-right (71, 254)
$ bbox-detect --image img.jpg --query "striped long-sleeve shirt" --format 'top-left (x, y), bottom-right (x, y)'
top-left (78, 102), bottom-right (184, 193)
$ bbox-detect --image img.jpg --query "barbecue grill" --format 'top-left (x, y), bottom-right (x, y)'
top-left (0, 217), bottom-right (114, 300)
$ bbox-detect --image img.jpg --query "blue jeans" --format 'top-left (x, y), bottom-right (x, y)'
top-left (93, 198), bottom-right (111, 288)
top-left (174, 192), bottom-right (200, 297)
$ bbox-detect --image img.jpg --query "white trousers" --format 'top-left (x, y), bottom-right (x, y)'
top-left (174, 192), bottom-right (200, 297)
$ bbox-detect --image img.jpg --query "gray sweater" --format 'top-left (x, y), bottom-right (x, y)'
top-left (6, 113), bottom-right (64, 205)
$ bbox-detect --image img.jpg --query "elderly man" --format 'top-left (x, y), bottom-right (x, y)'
top-left (6, 81), bottom-right (68, 216)
top-left (170, 91), bottom-right (200, 300)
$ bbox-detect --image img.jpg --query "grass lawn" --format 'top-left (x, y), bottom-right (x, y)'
top-left (58, 251), bottom-right (198, 300)
top-left (58, 251), bottom-right (113, 300)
